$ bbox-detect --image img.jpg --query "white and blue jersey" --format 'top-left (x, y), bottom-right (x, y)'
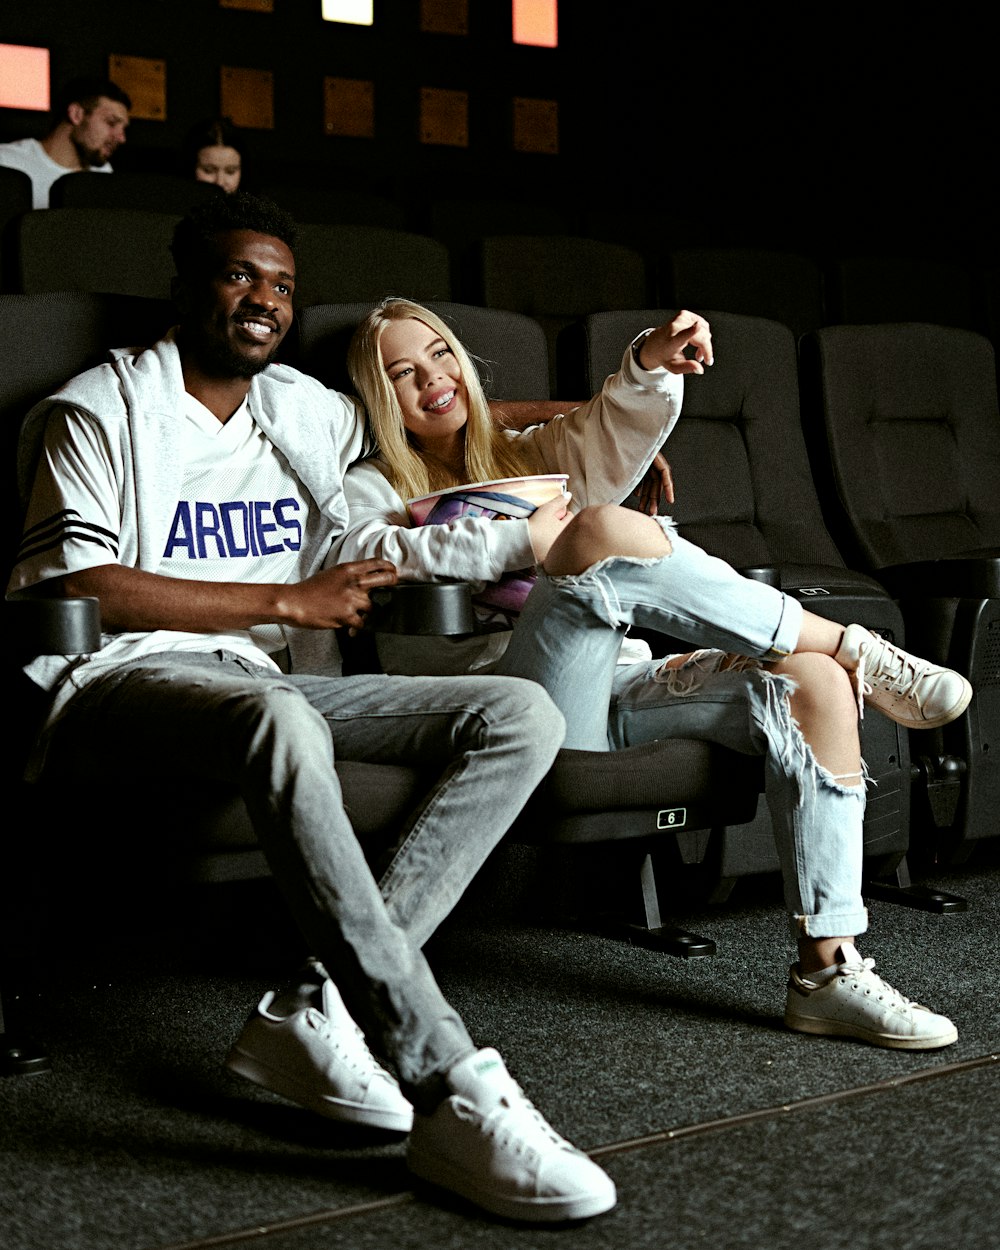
top-left (15, 391), bottom-right (317, 675)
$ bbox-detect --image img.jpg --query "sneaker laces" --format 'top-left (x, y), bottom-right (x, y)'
top-left (854, 637), bottom-right (934, 719)
top-left (477, 1087), bottom-right (574, 1161)
top-left (308, 1008), bottom-right (388, 1080)
top-left (837, 957), bottom-right (921, 1010)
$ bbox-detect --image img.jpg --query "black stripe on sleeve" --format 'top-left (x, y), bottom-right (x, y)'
top-left (15, 509), bottom-right (120, 565)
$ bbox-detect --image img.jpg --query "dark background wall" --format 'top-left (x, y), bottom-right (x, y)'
top-left (1, 1), bottom-right (995, 261)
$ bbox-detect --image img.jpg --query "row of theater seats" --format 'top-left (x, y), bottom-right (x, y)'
top-left (3, 291), bottom-right (997, 924)
top-left (1, 290), bottom-right (765, 978)
top-left (3, 166), bottom-right (999, 376)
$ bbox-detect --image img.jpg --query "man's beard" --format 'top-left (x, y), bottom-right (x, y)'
top-left (187, 323), bottom-right (283, 379)
top-left (71, 136), bottom-right (110, 169)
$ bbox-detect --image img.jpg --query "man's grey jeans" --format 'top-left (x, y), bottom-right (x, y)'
top-left (46, 653), bottom-right (565, 1110)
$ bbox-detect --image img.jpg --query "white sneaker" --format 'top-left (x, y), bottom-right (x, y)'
top-left (406, 1048), bottom-right (616, 1222)
top-left (784, 944), bottom-right (958, 1050)
top-left (835, 623), bottom-right (973, 728)
top-left (225, 979), bottom-right (413, 1131)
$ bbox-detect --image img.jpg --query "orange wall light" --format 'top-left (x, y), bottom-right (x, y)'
top-left (512, 0), bottom-right (558, 47)
top-left (0, 44), bottom-right (50, 110)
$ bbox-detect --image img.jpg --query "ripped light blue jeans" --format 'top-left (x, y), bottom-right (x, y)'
top-left (494, 520), bottom-right (870, 941)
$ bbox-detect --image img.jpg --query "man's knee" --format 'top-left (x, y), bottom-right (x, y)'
top-left (227, 680), bottom-right (333, 763)
top-left (464, 675), bottom-right (566, 752)
top-left (52, 666), bottom-right (334, 784)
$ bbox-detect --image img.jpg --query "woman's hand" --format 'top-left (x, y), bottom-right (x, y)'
top-left (527, 493), bottom-right (574, 562)
top-left (637, 310), bottom-right (714, 375)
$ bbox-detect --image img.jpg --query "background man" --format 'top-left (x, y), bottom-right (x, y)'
top-left (0, 74), bottom-right (130, 208)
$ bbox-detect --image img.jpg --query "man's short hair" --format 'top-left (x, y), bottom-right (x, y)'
top-left (53, 76), bottom-right (132, 122)
top-left (170, 191), bottom-right (299, 279)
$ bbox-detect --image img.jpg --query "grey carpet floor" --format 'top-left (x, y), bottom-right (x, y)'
top-left (3, 845), bottom-right (999, 1250)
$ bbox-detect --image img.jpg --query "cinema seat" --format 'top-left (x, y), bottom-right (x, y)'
top-left (13, 207), bottom-right (180, 300)
top-left (560, 309), bottom-right (916, 899)
top-left (800, 321), bottom-right (1000, 861)
top-left (471, 234), bottom-right (651, 393)
top-left (0, 166), bottom-right (32, 293)
top-left (48, 170), bottom-right (222, 215)
top-left (663, 247), bottom-right (826, 339)
top-left (296, 299), bottom-right (550, 400)
top-left (297, 300), bottom-right (769, 948)
top-left (291, 223), bottom-right (452, 308)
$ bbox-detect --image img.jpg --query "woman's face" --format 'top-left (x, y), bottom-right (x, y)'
top-left (194, 144), bottom-right (242, 193)
top-left (379, 317), bottom-right (467, 450)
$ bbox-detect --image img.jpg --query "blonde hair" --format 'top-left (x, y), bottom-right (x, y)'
top-left (347, 298), bottom-right (528, 503)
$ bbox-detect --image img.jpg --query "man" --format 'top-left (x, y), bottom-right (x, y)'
top-left (0, 75), bottom-right (130, 208)
top-left (7, 192), bottom-right (616, 1224)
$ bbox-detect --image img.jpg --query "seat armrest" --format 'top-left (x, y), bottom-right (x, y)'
top-left (3, 596), bottom-right (102, 658)
top-left (366, 582), bottom-right (477, 636)
top-left (740, 565), bottom-right (781, 587)
top-left (877, 554), bottom-right (1000, 599)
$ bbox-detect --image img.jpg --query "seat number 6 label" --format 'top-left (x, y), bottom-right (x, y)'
top-left (657, 807), bottom-right (687, 829)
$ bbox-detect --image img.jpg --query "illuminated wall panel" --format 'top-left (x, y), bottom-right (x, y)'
top-left (0, 44), bottom-right (50, 111)
top-left (420, 87), bottom-right (468, 147)
top-left (321, 0), bottom-right (374, 24)
top-left (324, 77), bottom-right (375, 138)
top-left (420, 0), bottom-right (469, 35)
top-left (513, 96), bottom-right (558, 153)
top-left (109, 54), bottom-right (166, 121)
top-left (513, 0), bottom-right (558, 47)
top-left (220, 66), bottom-right (275, 129)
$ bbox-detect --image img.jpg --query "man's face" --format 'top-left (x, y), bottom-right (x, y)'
top-left (68, 96), bottom-right (129, 166)
top-left (179, 229), bottom-right (295, 380)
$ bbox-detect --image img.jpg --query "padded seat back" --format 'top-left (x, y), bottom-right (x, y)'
top-left (296, 300), bottom-right (549, 400)
top-left (292, 223), bottom-right (451, 308)
top-left (475, 235), bottom-right (649, 318)
top-left (800, 322), bottom-right (1000, 569)
top-left (0, 166), bottom-right (32, 292)
top-left (827, 256), bottom-right (980, 331)
top-left (474, 235), bottom-right (651, 393)
top-left (1, 292), bottom-right (112, 568)
top-left (428, 197), bottom-right (572, 255)
top-left (800, 322), bottom-right (1000, 852)
top-left (48, 171), bottom-right (222, 215)
top-left (663, 248), bottom-right (826, 339)
top-left (260, 184), bottom-right (408, 229)
top-left (572, 309), bottom-right (846, 572)
top-left (14, 207), bottom-right (180, 299)
top-left (565, 309), bottom-right (912, 882)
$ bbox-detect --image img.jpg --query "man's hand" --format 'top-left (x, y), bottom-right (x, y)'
top-left (637, 451), bottom-right (675, 516)
top-left (60, 558), bottom-right (398, 634)
top-left (280, 559), bottom-right (398, 631)
top-left (527, 493), bottom-right (574, 562)
top-left (637, 310), bottom-right (714, 375)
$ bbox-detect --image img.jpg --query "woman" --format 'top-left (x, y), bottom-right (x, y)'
top-left (340, 297), bottom-right (970, 1051)
top-left (182, 116), bottom-right (245, 194)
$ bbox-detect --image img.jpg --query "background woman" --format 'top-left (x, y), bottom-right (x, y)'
top-left (181, 116), bottom-right (245, 193)
top-left (339, 297), bottom-right (971, 1053)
